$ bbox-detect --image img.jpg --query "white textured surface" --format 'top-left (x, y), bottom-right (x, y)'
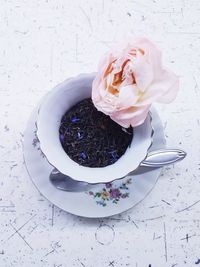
top-left (0, 0), bottom-right (199, 266)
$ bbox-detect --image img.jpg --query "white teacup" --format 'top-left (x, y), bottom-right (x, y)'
top-left (36, 73), bottom-right (154, 184)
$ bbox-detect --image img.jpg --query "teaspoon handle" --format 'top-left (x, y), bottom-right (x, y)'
top-left (141, 149), bottom-right (187, 168)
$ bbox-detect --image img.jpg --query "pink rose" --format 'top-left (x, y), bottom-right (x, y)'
top-left (92, 37), bottom-right (179, 128)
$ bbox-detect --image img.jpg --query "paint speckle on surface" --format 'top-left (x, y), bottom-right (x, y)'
top-left (95, 224), bottom-right (115, 245)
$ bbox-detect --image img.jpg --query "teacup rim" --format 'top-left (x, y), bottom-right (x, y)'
top-left (36, 73), bottom-right (154, 184)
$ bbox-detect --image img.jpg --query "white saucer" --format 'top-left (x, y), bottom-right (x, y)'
top-left (23, 106), bottom-right (166, 218)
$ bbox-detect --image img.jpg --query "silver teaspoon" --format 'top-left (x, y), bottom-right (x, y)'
top-left (141, 149), bottom-right (186, 167)
top-left (49, 148), bottom-right (186, 192)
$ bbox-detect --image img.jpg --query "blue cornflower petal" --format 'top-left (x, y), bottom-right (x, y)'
top-left (60, 134), bottom-right (64, 142)
top-left (71, 117), bottom-right (80, 123)
top-left (80, 152), bottom-right (87, 160)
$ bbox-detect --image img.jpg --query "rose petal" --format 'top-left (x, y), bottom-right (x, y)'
top-left (92, 77), bottom-right (104, 101)
top-left (98, 52), bottom-right (116, 77)
top-left (118, 84), bottom-right (140, 108)
top-left (111, 105), bottom-right (151, 128)
top-left (155, 70), bottom-right (179, 103)
top-left (131, 55), bottom-right (154, 91)
top-left (137, 69), bottom-right (179, 105)
top-left (128, 37), bottom-right (163, 75)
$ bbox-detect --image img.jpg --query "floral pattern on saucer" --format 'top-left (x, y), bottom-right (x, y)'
top-left (32, 130), bottom-right (45, 158)
top-left (87, 178), bottom-right (132, 207)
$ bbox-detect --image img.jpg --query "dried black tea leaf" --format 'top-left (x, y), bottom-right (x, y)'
top-left (59, 98), bottom-right (133, 167)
